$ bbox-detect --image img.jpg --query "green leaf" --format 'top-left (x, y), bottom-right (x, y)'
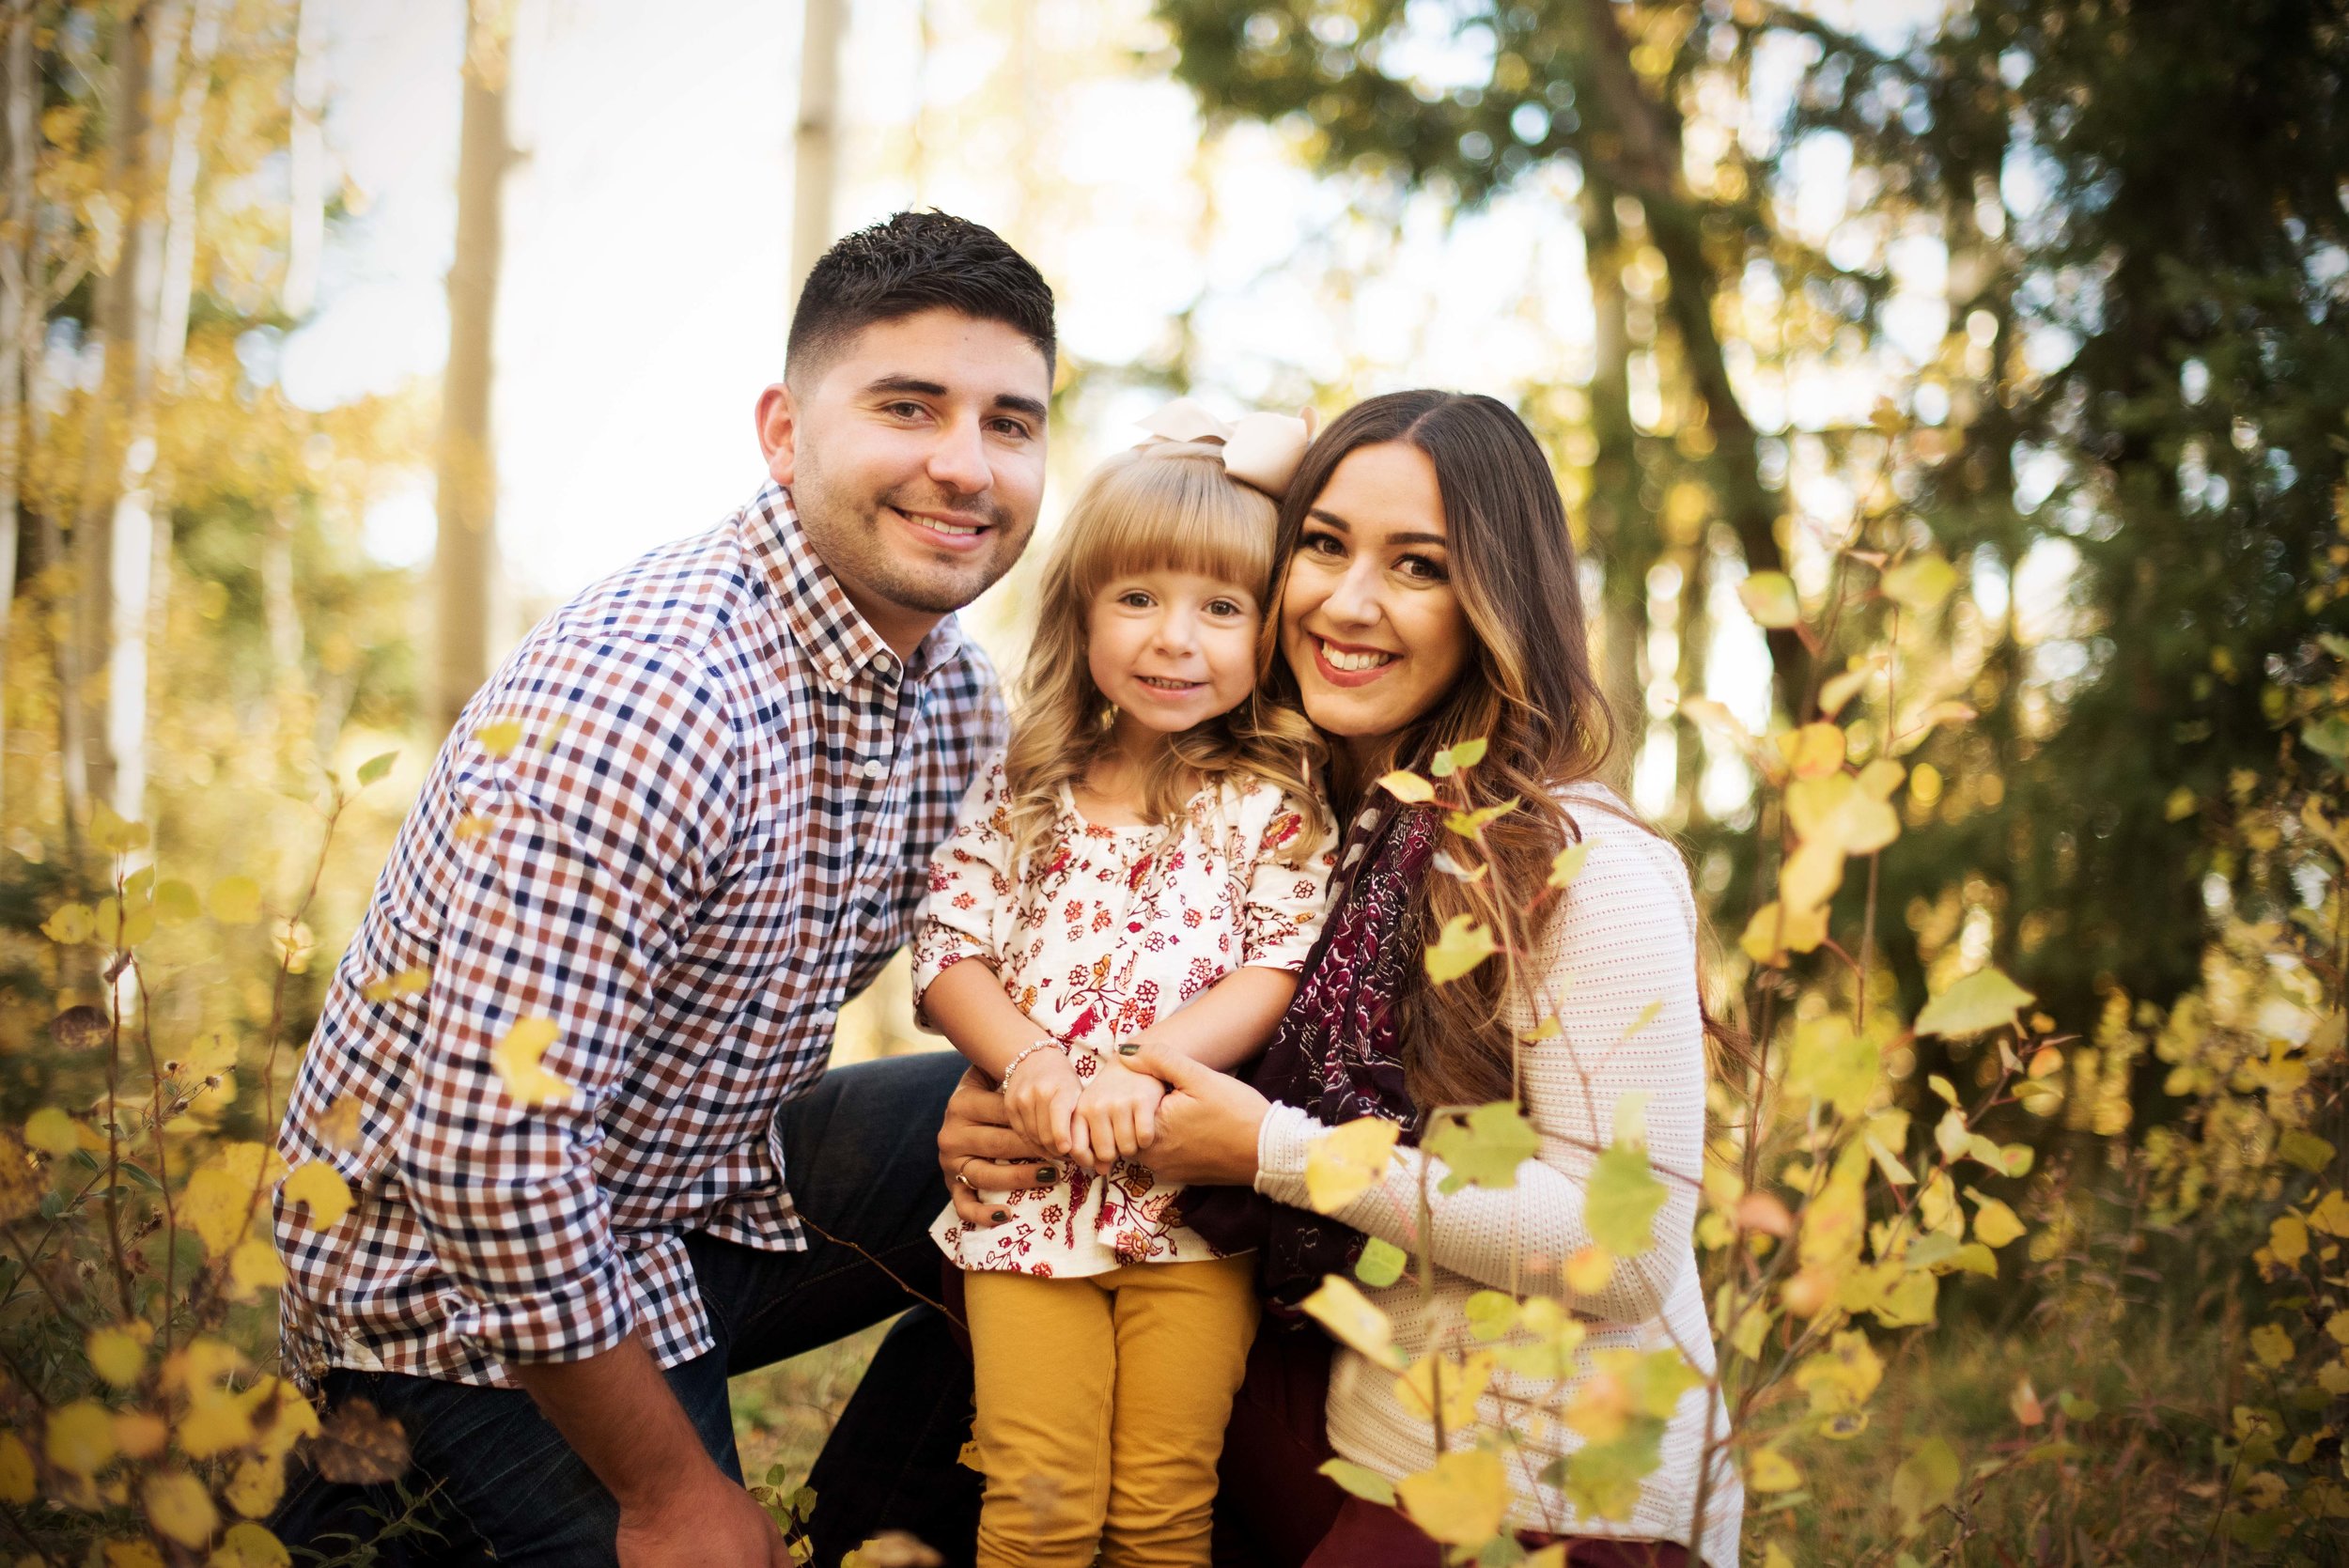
top-left (1584, 1141), bottom-right (1667, 1255)
top-left (1784, 1015), bottom-right (1880, 1120)
top-left (356, 751), bottom-right (399, 786)
top-left (1890, 1436), bottom-right (1959, 1529)
top-left (2301, 714), bottom-right (2349, 760)
top-left (1557, 1422), bottom-right (1665, 1521)
top-left (1880, 554), bottom-right (1958, 611)
top-left (1914, 967), bottom-right (2035, 1039)
top-left (1316, 1458), bottom-right (1396, 1508)
top-left (1354, 1236), bottom-right (1408, 1289)
top-left (1423, 1102), bottom-right (1539, 1194)
top-left (1464, 1290), bottom-right (1517, 1342)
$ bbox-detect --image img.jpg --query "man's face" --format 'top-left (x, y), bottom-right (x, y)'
top-left (759, 309), bottom-right (1050, 651)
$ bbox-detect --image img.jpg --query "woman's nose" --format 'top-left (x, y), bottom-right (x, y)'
top-left (1320, 563), bottom-right (1382, 627)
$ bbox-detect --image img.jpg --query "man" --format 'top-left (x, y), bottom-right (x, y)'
top-left (271, 211), bottom-right (1051, 1567)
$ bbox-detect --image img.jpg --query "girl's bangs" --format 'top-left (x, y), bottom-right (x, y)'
top-left (1062, 446), bottom-right (1279, 603)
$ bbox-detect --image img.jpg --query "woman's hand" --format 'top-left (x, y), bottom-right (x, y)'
top-left (937, 1066), bottom-right (1061, 1229)
top-left (1073, 1057), bottom-right (1167, 1167)
top-left (1119, 1044), bottom-right (1272, 1186)
top-left (1001, 1045), bottom-right (1082, 1158)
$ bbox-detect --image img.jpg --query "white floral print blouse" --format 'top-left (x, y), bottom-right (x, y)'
top-left (913, 748), bottom-right (1337, 1277)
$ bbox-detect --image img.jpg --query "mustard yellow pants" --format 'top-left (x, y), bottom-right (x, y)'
top-left (966, 1254), bottom-right (1260, 1568)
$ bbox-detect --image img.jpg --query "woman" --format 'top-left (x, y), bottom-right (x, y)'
top-left (938, 391), bottom-right (1742, 1567)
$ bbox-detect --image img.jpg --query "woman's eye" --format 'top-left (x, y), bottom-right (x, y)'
top-left (1301, 533), bottom-right (1344, 558)
top-left (1398, 553), bottom-right (1449, 583)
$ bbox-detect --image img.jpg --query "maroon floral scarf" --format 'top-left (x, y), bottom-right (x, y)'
top-left (1179, 799), bottom-right (1435, 1306)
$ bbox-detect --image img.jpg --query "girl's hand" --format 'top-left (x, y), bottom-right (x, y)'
top-left (1001, 1046), bottom-right (1082, 1157)
top-left (1074, 1057), bottom-right (1167, 1166)
top-left (1119, 1044), bottom-right (1272, 1186)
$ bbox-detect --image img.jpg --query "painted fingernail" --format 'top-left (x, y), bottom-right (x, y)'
top-left (990, 1209), bottom-right (1009, 1224)
top-left (1117, 1041), bottom-right (1140, 1056)
top-left (1035, 1166), bottom-right (1060, 1184)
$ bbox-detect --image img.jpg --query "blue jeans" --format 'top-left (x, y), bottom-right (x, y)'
top-left (270, 1051), bottom-right (984, 1567)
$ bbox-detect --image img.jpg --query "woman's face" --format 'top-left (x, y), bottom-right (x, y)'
top-left (1279, 441), bottom-right (1471, 755)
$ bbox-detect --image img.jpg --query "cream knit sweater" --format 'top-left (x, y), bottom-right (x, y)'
top-left (1252, 784), bottom-right (1743, 1567)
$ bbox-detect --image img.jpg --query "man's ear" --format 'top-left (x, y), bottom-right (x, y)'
top-left (755, 383), bottom-right (798, 486)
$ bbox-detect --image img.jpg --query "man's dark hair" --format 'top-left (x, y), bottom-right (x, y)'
top-left (786, 210), bottom-right (1056, 387)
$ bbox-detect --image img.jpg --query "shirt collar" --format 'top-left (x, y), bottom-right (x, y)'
top-left (739, 481), bottom-right (971, 691)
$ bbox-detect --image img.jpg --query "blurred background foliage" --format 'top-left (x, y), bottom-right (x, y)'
top-left (1, 0), bottom-right (2346, 1562)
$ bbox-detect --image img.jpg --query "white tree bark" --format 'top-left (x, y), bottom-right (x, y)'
top-left (103, 0), bottom-right (226, 820)
top-left (432, 0), bottom-right (512, 733)
top-left (0, 0), bottom-right (33, 822)
top-left (788, 0), bottom-right (843, 312)
top-left (282, 0), bottom-right (328, 318)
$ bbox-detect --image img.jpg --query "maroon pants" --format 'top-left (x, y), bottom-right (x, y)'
top-left (1212, 1322), bottom-right (1690, 1568)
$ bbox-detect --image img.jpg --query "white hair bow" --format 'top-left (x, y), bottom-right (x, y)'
top-left (1134, 396), bottom-right (1320, 502)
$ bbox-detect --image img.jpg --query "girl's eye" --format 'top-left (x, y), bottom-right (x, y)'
top-left (1206, 599), bottom-right (1245, 617)
top-left (1119, 591), bottom-right (1153, 608)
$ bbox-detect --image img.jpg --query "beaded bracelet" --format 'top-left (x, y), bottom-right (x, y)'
top-left (996, 1038), bottom-right (1066, 1094)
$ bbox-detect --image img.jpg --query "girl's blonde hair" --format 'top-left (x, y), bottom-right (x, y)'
top-left (1003, 440), bottom-right (1329, 863)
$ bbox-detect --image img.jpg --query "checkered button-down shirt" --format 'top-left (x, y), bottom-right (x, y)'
top-left (273, 483), bottom-right (1003, 1389)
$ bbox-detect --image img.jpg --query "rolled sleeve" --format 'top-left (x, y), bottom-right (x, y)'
top-left (910, 748), bottom-right (1016, 1010)
top-left (392, 646), bottom-right (734, 1368)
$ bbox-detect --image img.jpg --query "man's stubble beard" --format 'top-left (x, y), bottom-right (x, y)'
top-left (791, 441), bottom-right (1032, 619)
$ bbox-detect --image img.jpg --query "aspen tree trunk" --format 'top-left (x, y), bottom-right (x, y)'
top-left (433, 0), bottom-right (512, 735)
top-left (281, 0), bottom-right (327, 318)
top-left (69, 0), bottom-right (178, 818)
top-left (788, 0), bottom-right (843, 310)
top-left (1583, 174), bottom-right (1645, 790)
top-left (0, 0), bottom-right (32, 822)
top-left (104, 0), bottom-right (226, 820)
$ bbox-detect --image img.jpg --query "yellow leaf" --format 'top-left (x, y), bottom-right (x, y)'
top-left (2327, 1311), bottom-right (2349, 1346)
top-left (46, 1400), bottom-right (117, 1477)
top-left (2268, 1215), bottom-right (2310, 1266)
top-left (2309, 1189), bottom-right (2349, 1238)
top-left (209, 1522), bottom-right (294, 1568)
top-left (225, 1456), bottom-right (286, 1520)
top-left (26, 1105), bottom-right (81, 1157)
top-left (1738, 571), bottom-right (1801, 629)
top-left (1747, 1447), bottom-right (1801, 1493)
top-left (282, 1160), bottom-right (354, 1230)
top-left (1548, 840), bottom-right (1592, 889)
top-left (179, 1392), bottom-right (257, 1460)
top-left (146, 1468), bottom-right (221, 1547)
top-left (2166, 785), bottom-right (2200, 821)
top-left (317, 1094), bottom-right (365, 1154)
top-left (360, 967), bottom-right (432, 1003)
top-left (1393, 1449), bottom-right (1510, 1545)
top-left (1779, 839), bottom-right (1846, 914)
top-left (1432, 737), bottom-right (1488, 774)
top-left (454, 813), bottom-right (495, 842)
top-left (230, 1239), bottom-right (288, 1297)
top-left (1914, 966), bottom-right (2035, 1038)
top-left (41, 901), bottom-right (93, 944)
top-left (155, 879), bottom-right (202, 924)
top-left (88, 1326), bottom-right (147, 1389)
top-left (1564, 1246), bottom-right (1615, 1295)
top-left (1738, 900), bottom-right (1828, 963)
top-left (492, 1017), bottom-right (575, 1107)
top-left (1794, 1328), bottom-right (1883, 1416)
top-left (1881, 553), bottom-right (1958, 610)
top-left (1784, 722), bottom-right (1846, 780)
top-left (2250, 1323), bottom-right (2295, 1368)
top-left (1787, 771), bottom-right (1901, 856)
top-left (1968, 1192), bottom-right (2026, 1249)
top-left (106, 1543), bottom-right (166, 1568)
top-left (1763, 1545), bottom-right (1796, 1568)
top-left (474, 719), bottom-right (523, 757)
top-left (1300, 1276), bottom-right (1402, 1369)
top-left (87, 798), bottom-right (150, 854)
top-left (1818, 661), bottom-right (1875, 719)
top-left (209, 877), bottom-right (263, 925)
top-left (0, 1432), bottom-right (33, 1505)
top-left (1785, 1015), bottom-right (1879, 1119)
top-left (1423, 914), bottom-right (1498, 986)
top-left (1304, 1116), bottom-right (1401, 1215)
top-left (115, 1410), bottom-right (168, 1459)
top-left (1378, 769), bottom-right (1435, 804)
top-left (1393, 1350), bottom-right (1495, 1431)
top-left (183, 1142), bottom-right (278, 1259)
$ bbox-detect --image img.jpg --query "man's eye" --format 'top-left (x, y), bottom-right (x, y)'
top-left (886, 401), bottom-right (926, 419)
top-left (989, 418), bottom-right (1034, 439)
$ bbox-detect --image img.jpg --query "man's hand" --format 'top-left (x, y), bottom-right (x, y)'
top-left (1120, 1044), bottom-right (1272, 1186)
top-left (509, 1338), bottom-right (784, 1566)
top-left (938, 1065), bottom-right (1059, 1228)
top-left (1074, 1056), bottom-right (1167, 1165)
top-left (615, 1468), bottom-right (788, 1567)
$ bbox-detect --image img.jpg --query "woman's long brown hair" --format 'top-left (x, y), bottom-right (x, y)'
top-left (1264, 391), bottom-right (1745, 1110)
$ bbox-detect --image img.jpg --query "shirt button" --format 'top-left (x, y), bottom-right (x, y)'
top-left (875, 652), bottom-right (895, 675)
top-left (861, 758), bottom-right (883, 780)
top-left (826, 659), bottom-right (848, 681)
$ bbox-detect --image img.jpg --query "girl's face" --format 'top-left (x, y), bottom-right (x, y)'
top-left (1280, 441), bottom-right (1471, 756)
top-left (1088, 568), bottom-right (1263, 747)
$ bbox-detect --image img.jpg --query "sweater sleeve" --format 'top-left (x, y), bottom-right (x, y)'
top-left (1255, 808), bottom-right (1708, 1325)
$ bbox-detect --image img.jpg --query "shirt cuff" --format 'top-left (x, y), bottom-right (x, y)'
top-left (1252, 1102), bottom-right (1320, 1208)
top-left (446, 1252), bottom-right (637, 1368)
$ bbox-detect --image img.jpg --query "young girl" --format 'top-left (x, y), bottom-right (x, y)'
top-left (913, 401), bottom-right (1336, 1568)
